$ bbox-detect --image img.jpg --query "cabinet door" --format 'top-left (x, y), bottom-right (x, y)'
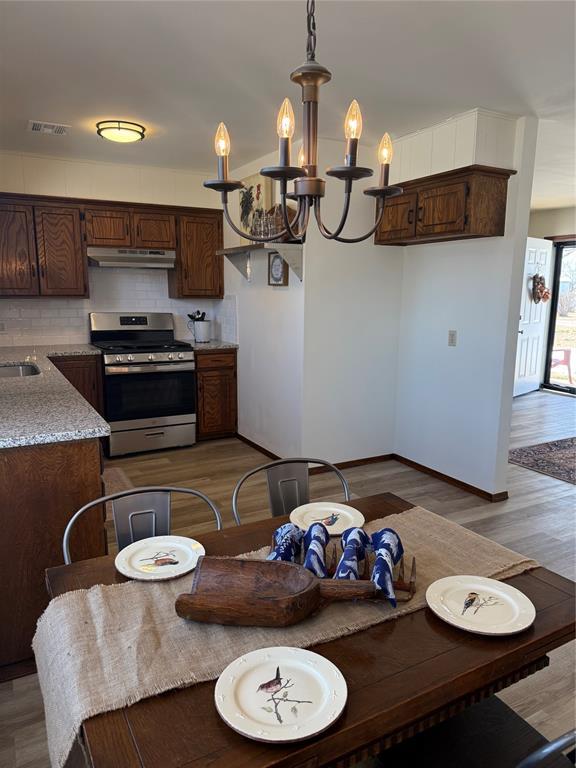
top-left (35, 207), bottom-right (87, 296)
top-left (0, 205), bottom-right (39, 296)
top-left (416, 182), bottom-right (468, 237)
top-left (133, 212), bottom-right (176, 249)
top-left (175, 214), bottom-right (223, 298)
top-left (376, 193), bottom-right (417, 243)
top-left (197, 368), bottom-right (237, 438)
top-left (85, 208), bottom-right (132, 247)
top-left (50, 355), bottom-right (104, 414)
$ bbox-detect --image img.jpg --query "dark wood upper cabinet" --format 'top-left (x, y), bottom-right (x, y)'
top-left (416, 182), bottom-right (468, 237)
top-left (85, 208), bottom-right (132, 247)
top-left (378, 192), bottom-right (417, 242)
top-left (0, 204), bottom-right (39, 296)
top-left (196, 350), bottom-right (237, 439)
top-left (375, 165), bottom-right (516, 246)
top-left (133, 212), bottom-right (176, 249)
top-left (34, 207), bottom-right (87, 296)
top-left (49, 354), bottom-right (104, 415)
top-left (169, 212), bottom-right (223, 298)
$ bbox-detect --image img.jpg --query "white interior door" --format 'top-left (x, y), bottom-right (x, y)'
top-left (513, 237), bottom-right (554, 396)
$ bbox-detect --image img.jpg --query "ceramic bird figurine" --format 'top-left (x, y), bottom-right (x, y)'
top-left (314, 512), bottom-right (339, 527)
top-left (257, 667), bottom-right (283, 694)
top-left (462, 592), bottom-right (479, 615)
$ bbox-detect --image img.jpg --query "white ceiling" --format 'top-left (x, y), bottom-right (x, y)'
top-left (0, 0), bottom-right (574, 208)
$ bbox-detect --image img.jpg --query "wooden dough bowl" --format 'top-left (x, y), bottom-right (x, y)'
top-left (175, 556), bottom-right (381, 627)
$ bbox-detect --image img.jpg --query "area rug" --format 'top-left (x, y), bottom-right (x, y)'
top-left (509, 438), bottom-right (576, 484)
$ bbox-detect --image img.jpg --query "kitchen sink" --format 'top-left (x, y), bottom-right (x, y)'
top-left (0, 363), bottom-right (41, 378)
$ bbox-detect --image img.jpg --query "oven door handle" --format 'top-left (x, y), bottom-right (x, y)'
top-left (105, 363), bottom-right (196, 375)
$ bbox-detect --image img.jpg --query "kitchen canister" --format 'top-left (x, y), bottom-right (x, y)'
top-left (193, 320), bottom-right (211, 343)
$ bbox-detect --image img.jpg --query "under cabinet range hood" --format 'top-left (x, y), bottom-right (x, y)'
top-left (87, 247), bottom-right (176, 269)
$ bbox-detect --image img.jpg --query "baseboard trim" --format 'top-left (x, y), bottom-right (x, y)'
top-left (235, 433), bottom-right (280, 460)
top-left (310, 454), bottom-right (395, 474)
top-left (233, 436), bottom-right (508, 502)
top-left (392, 454), bottom-right (509, 502)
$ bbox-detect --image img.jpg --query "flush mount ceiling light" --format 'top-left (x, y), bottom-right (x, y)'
top-left (204, 0), bottom-right (402, 244)
top-left (96, 120), bottom-right (146, 143)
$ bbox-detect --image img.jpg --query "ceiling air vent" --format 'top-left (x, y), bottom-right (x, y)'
top-left (27, 120), bottom-right (70, 136)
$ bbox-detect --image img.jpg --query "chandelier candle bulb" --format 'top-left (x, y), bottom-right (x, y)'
top-left (214, 122), bottom-right (231, 180)
top-left (378, 133), bottom-right (394, 186)
top-left (344, 100), bottom-right (363, 166)
top-left (277, 98), bottom-right (295, 166)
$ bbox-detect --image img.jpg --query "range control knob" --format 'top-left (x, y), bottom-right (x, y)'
top-left (115, 355), bottom-right (122, 362)
top-left (127, 354), bottom-right (134, 362)
top-left (178, 352), bottom-right (184, 360)
top-left (148, 354), bottom-right (155, 361)
top-left (167, 353), bottom-right (174, 360)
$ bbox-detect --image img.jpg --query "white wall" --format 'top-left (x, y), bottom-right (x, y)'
top-left (0, 151), bottom-right (235, 346)
top-left (394, 117), bottom-right (538, 494)
top-left (301, 139), bottom-right (403, 461)
top-left (0, 150), bottom-right (215, 207)
top-left (225, 149), bottom-right (305, 457)
top-left (528, 206), bottom-right (576, 238)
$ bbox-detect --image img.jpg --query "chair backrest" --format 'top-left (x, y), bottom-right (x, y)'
top-left (515, 729), bottom-right (576, 768)
top-left (231, 457), bottom-right (351, 525)
top-left (63, 486), bottom-right (222, 564)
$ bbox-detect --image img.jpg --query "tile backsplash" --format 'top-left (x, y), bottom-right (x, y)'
top-left (0, 268), bottom-right (238, 347)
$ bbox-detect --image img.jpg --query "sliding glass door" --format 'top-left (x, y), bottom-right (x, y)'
top-left (544, 241), bottom-right (576, 394)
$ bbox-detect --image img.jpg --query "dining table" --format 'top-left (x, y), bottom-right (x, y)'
top-left (45, 492), bottom-right (576, 768)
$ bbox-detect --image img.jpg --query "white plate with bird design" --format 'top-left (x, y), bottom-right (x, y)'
top-left (214, 646), bottom-right (347, 743)
top-left (290, 502), bottom-right (364, 536)
top-left (426, 575), bottom-right (536, 636)
top-left (114, 535), bottom-right (205, 581)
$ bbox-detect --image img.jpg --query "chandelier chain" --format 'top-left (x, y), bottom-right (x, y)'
top-left (306, 0), bottom-right (317, 61)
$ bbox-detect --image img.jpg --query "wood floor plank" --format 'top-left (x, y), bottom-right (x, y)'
top-left (1, 390), bottom-right (573, 767)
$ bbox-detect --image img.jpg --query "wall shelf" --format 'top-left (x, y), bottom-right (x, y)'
top-left (218, 242), bottom-right (303, 281)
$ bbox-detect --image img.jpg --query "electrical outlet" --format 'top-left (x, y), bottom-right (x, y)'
top-left (448, 330), bottom-right (457, 347)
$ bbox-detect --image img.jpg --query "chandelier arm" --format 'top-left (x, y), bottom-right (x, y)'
top-left (331, 199), bottom-right (386, 244)
top-left (313, 191), bottom-right (352, 240)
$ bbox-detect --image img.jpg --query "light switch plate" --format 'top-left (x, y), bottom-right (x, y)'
top-left (448, 330), bottom-right (457, 347)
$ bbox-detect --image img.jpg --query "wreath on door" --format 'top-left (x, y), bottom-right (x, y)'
top-left (532, 274), bottom-right (551, 304)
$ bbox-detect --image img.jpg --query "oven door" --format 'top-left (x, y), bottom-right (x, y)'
top-left (104, 362), bottom-right (196, 424)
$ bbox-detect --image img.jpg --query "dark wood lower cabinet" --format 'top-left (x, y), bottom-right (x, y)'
top-left (49, 354), bottom-right (104, 415)
top-left (0, 439), bottom-right (105, 670)
top-left (196, 350), bottom-right (237, 439)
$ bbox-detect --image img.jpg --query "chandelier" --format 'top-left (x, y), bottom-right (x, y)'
top-left (204, 0), bottom-right (403, 244)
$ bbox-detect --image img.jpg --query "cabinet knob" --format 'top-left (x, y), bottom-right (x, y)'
top-left (417, 206), bottom-right (424, 222)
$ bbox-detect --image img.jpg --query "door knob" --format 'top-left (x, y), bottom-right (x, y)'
top-left (518, 330), bottom-right (524, 334)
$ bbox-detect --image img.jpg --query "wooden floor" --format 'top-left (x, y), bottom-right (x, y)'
top-left (1, 391), bottom-right (574, 768)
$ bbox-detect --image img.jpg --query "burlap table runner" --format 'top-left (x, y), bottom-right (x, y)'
top-left (33, 506), bottom-right (539, 768)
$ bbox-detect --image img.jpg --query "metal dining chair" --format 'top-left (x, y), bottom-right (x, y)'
top-left (231, 457), bottom-right (351, 525)
top-left (63, 486), bottom-right (222, 564)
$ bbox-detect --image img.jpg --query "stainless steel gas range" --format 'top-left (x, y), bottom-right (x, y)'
top-left (90, 312), bottom-right (196, 456)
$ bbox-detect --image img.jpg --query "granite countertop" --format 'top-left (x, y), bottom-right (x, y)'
top-left (191, 341), bottom-right (238, 350)
top-left (0, 344), bottom-right (110, 450)
top-left (0, 339), bottom-right (238, 450)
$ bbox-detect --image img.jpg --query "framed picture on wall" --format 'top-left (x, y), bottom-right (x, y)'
top-left (268, 252), bottom-right (289, 286)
